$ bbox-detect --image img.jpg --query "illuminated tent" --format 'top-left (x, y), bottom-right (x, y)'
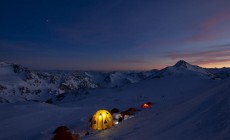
top-left (91, 110), bottom-right (114, 130)
top-left (141, 102), bottom-right (153, 108)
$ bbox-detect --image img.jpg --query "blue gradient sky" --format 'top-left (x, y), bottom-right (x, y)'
top-left (1, 0), bottom-right (230, 70)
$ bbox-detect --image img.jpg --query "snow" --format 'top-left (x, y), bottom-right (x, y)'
top-left (0, 60), bottom-right (230, 140)
top-left (83, 78), bottom-right (230, 140)
top-left (157, 60), bottom-right (214, 79)
top-left (0, 62), bottom-right (23, 85)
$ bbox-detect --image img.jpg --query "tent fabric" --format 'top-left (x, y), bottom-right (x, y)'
top-left (121, 108), bottom-right (139, 116)
top-left (52, 126), bottom-right (79, 140)
top-left (91, 110), bottom-right (114, 130)
top-left (141, 102), bottom-right (153, 108)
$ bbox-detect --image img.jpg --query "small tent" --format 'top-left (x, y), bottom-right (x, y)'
top-left (91, 110), bottom-right (114, 130)
top-left (141, 102), bottom-right (153, 108)
top-left (52, 126), bottom-right (79, 140)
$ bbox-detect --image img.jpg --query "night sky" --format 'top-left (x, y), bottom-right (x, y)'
top-left (1, 0), bottom-right (230, 70)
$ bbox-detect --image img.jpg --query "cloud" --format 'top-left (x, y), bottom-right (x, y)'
top-left (166, 44), bottom-right (230, 67)
top-left (137, 9), bottom-right (230, 49)
top-left (191, 58), bottom-right (230, 65)
top-left (168, 49), bottom-right (230, 59)
top-left (201, 10), bottom-right (230, 30)
top-left (189, 9), bottom-right (230, 42)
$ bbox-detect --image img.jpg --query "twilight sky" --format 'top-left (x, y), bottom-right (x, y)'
top-left (1, 0), bottom-right (230, 70)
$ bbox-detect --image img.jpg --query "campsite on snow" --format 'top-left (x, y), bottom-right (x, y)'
top-left (0, 60), bottom-right (230, 140)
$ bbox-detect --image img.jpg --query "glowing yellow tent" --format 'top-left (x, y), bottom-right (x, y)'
top-left (91, 110), bottom-right (114, 130)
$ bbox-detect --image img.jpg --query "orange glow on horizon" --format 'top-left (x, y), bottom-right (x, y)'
top-left (95, 61), bottom-right (230, 71)
top-left (198, 61), bottom-right (230, 68)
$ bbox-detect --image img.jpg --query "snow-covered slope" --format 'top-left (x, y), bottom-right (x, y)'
top-left (0, 62), bottom-right (98, 103)
top-left (206, 67), bottom-right (230, 79)
top-left (83, 78), bottom-right (230, 140)
top-left (89, 71), bottom-right (152, 88)
top-left (155, 60), bottom-right (215, 79)
top-left (1, 69), bottom-right (229, 140)
top-left (0, 61), bottom-right (157, 103)
top-left (1, 60), bottom-right (230, 140)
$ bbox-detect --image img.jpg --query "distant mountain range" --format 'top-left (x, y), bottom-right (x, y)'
top-left (0, 60), bottom-right (230, 103)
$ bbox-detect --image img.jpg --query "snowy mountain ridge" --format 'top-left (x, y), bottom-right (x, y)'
top-left (0, 61), bottom-right (157, 103)
top-left (155, 60), bottom-right (216, 79)
top-left (0, 62), bottom-right (98, 103)
top-left (174, 60), bottom-right (212, 75)
top-left (0, 60), bottom-right (229, 103)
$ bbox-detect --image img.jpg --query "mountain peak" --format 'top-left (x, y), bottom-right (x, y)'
top-left (174, 60), bottom-right (190, 68)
